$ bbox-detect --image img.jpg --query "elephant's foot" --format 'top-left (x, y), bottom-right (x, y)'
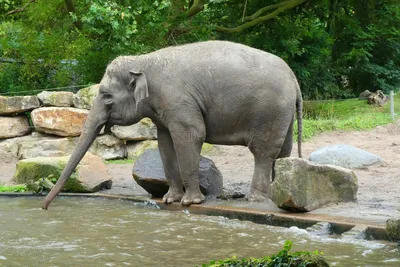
top-left (246, 187), bottom-right (269, 202)
top-left (181, 190), bottom-right (205, 206)
top-left (162, 189), bottom-right (184, 204)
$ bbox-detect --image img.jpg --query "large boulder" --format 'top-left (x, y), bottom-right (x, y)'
top-left (37, 91), bottom-right (74, 107)
top-left (12, 153), bottom-right (112, 193)
top-left (269, 158), bottom-right (358, 212)
top-left (89, 135), bottom-right (127, 160)
top-left (111, 118), bottom-right (157, 141)
top-left (386, 218), bottom-right (400, 242)
top-left (132, 149), bottom-right (223, 198)
top-left (0, 116), bottom-right (31, 138)
top-left (31, 107), bottom-right (89, 137)
top-left (309, 144), bottom-right (382, 169)
top-left (0, 95), bottom-right (40, 115)
top-left (17, 134), bottom-right (78, 159)
top-left (73, 84), bottom-right (99, 110)
top-left (0, 133), bottom-right (127, 162)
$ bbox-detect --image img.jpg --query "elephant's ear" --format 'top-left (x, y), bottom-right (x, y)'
top-left (129, 71), bottom-right (149, 110)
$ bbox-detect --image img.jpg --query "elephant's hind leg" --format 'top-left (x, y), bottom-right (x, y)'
top-left (247, 126), bottom-right (289, 201)
top-left (277, 117), bottom-right (294, 158)
top-left (157, 128), bottom-right (184, 204)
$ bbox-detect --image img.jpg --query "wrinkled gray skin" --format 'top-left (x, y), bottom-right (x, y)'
top-left (43, 40), bottom-right (302, 209)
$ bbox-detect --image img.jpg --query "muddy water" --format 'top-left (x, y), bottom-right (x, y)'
top-left (0, 197), bottom-right (398, 266)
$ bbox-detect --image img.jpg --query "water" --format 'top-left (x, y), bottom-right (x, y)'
top-left (0, 197), bottom-right (398, 266)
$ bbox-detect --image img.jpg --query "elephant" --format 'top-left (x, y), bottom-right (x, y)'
top-left (42, 40), bottom-right (302, 209)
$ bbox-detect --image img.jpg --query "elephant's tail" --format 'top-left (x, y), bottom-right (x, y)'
top-left (295, 80), bottom-right (303, 158)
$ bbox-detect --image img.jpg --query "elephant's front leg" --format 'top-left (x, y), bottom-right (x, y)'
top-left (170, 123), bottom-right (206, 206)
top-left (157, 128), bottom-right (184, 204)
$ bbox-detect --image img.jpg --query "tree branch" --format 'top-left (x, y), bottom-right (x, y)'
top-left (216, 0), bottom-right (308, 33)
top-left (5, 0), bottom-right (36, 16)
top-left (187, 0), bottom-right (206, 17)
top-left (243, 0), bottom-right (290, 22)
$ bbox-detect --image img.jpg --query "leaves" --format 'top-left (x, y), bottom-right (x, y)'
top-left (0, 0), bottom-right (398, 98)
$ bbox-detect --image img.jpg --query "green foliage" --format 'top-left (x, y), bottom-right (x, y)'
top-left (0, 0), bottom-right (399, 99)
top-left (202, 240), bottom-right (328, 267)
top-left (0, 185), bottom-right (27, 192)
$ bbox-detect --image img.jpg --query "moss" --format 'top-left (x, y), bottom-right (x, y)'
top-left (13, 157), bottom-right (89, 193)
top-left (386, 219), bottom-right (400, 241)
top-left (201, 143), bottom-right (214, 155)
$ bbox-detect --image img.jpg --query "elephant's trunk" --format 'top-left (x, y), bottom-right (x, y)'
top-left (42, 100), bottom-right (108, 210)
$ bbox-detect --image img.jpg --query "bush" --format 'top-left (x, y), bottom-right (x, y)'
top-left (201, 240), bottom-right (329, 267)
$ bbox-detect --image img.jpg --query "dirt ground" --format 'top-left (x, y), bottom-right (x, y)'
top-left (1, 119), bottom-right (399, 225)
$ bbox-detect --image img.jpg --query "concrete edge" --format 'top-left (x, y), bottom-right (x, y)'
top-left (0, 192), bottom-right (389, 242)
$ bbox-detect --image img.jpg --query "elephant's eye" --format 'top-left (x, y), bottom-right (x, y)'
top-left (103, 94), bottom-right (114, 105)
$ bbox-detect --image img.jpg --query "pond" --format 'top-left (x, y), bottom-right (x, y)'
top-left (0, 197), bottom-right (398, 266)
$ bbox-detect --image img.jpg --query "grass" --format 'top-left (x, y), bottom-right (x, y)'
top-left (105, 159), bottom-right (135, 165)
top-left (295, 93), bottom-right (400, 141)
top-left (0, 185), bottom-right (27, 192)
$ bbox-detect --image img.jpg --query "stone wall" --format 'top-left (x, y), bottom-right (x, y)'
top-left (0, 85), bottom-right (157, 162)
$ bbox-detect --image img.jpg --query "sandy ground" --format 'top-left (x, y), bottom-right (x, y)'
top-left (1, 119), bottom-right (399, 225)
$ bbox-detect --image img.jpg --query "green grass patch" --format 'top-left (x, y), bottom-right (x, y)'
top-left (295, 93), bottom-right (400, 141)
top-left (0, 185), bottom-right (27, 192)
top-left (105, 159), bottom-right (135, 165)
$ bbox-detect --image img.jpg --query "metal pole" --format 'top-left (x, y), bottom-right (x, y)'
top-left (390, 90), bottom-right (395, 121)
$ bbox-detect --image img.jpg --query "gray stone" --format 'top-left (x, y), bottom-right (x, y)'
top-left (132, 149), bottom-right (223, 198)
top-left (309, 144), bottom-right (382, 169)
top-left (269, 157), bottom-right (358, 212)
top-left (306, 222), bottom-right (333, 236)
top-left (37, 91), bottom-right (74, 107)
top-left (0, 116), bottom-right (31, 138)
top-left (0, 95), bottom-right (40, 115)
top-left (359, 90), bottom-right (372, 100)
top-left (73, 84), bottom-right (99, 110)
top-left (0, 138), bottom-right (19, 162)
top-left (13, 153), bottom-right (112, 193)
top-left (111, 118), bottom-right (157, 141)
top-left (0, 133), bottom-right (127, 162)
top-left (89, 135), bottom-right (127, 160)
top-left (386, 218), bottom-right (400, 242)
top-left (31, 107), bottom-right (89, 137)
top-left (18, 135), bottom-right (78, 159)
top-left (341, 225), bottom-right (368, 240)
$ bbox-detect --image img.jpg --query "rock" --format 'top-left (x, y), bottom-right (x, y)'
top-left (37, 91), bottom-right (74, 107)
top-left (132, 149), bottom-right (223, 198)
top-left (73, 84), bottom-right (99, 109)
top-left (0, 95), bottom-right (40, 115)
top-left (359, 90), bottom-right (372, 100)
top-left (0, 138), bottom-right (19, 162)
top-left (269, 158), bottom-right (358, 212)
top-left (31, 107), bottom-right (89, 137)
top-left (0, 116), bottom-right (31, 138)
top-left (17, 135), bottom-right (78, 159)
top-left (111, 118), bottom-right (157, 141)
top-left (89, 135), bottom-right (127, 160)
top-left (12, 153), bottom-right (112, 193)
top-left (0, 133), bottom-right (126, 162)
top-left (309, 144), bottom-right (382, 169)
top-left (386, 218), bottom-right (400, 242)
top-left (126, 140), bottom-right (158, 160)
top-left (367, 90), bottom-right (387, 106)
top-left (341, 225), bottom-right (368, 240)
